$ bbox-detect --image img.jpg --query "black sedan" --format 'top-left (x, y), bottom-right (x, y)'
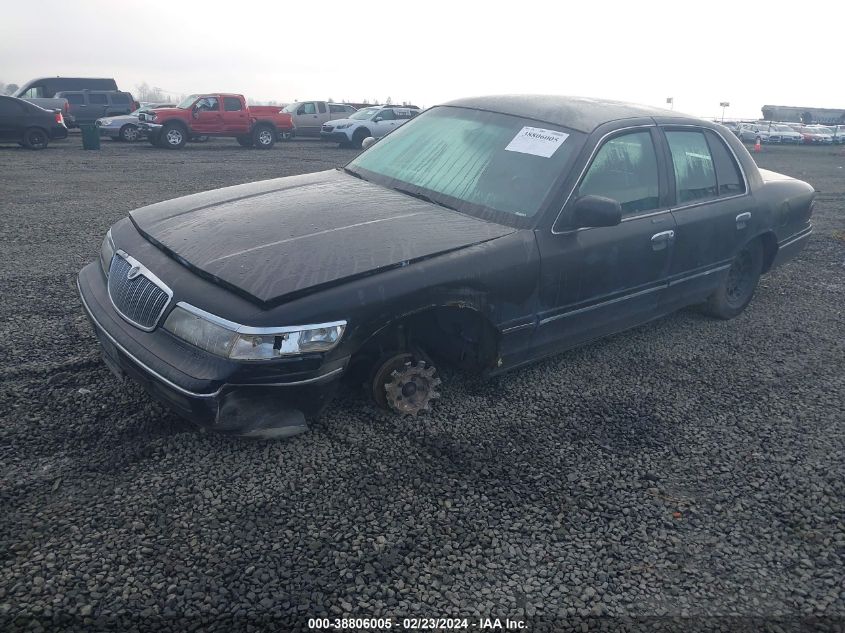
top-left (77, 95), bottom-right (815, 437)
top-left (0, 95), bottom-right (68, 149)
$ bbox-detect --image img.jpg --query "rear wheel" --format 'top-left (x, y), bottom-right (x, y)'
top-left (119, 124), bottom-right (140, 142)
top-left (702, 240), bottom-right (763, 319)
top-left (22, 127), bottom-right (49, 150)
top-left (161, 123), bottom-right (186, 149)
top-left (253, 125), bottom-right (275, 149)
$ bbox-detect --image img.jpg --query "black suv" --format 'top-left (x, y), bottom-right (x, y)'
top-left (54, 90), bottom-right (138, 126)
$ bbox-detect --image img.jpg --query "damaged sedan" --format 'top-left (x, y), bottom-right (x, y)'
top-left (77, 95), bottom-right (815, 437)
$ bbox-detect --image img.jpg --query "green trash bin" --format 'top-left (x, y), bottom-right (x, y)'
top-left (80, 124), bottom-right (101, 150)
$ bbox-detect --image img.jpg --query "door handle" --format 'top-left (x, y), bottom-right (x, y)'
top-left (651, 230), bottom-right (675, 251)
top-left (736, 212), bottom-right (752, 229)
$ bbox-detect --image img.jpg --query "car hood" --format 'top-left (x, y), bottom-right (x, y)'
top-left (322, 118), bottom-right (355, 127)
top-left (129, 169), bottom-right (515, 305)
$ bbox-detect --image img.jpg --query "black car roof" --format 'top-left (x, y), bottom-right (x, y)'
top-left (442, 95), bottom-right (677, 133)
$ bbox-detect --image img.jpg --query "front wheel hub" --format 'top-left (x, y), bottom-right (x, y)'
top-left (372, 354), bottom-right (441, 416)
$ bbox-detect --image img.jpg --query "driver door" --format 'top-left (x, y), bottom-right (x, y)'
top-left (295, 102), bottom-right (319, 136)
top-left (192, 96), bottom-right (221, 133)
top-left (372, 108), bottom-right (397, 137)
top-left (533, 127), bottom-right (675, 351)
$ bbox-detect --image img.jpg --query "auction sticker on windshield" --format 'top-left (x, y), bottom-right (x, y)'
top-left (505, 126), bottom-right (569, 158)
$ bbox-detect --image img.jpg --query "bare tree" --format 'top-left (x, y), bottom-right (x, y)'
top-left (7, 84), bottom-right (19, 95)
top-left (135, 82), bottom-right (169, 102)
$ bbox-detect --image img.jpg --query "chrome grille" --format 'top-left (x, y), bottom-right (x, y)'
top-left (107, 252), bottom-right (171, 331)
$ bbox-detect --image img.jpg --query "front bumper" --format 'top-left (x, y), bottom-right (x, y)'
top-left (96, 125), bottom-right (121, 138)
top-left (138, 122), bottom-right (163, 133)
top-left (320, 130), bottom-right (352, 143)
top-left (77, 262), bottom-right (346, 437)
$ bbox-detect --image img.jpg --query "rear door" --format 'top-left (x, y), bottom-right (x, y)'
top-left (222, 96), bottom-right (249, 134)
top-left (87, 93), bottom-right (109, 120)
top-left (660, 127), bottom-right (751, 308)
top-left (0, 97), bottom-right (25, 140)
top-left (315, 101), bottom-right (329, 127)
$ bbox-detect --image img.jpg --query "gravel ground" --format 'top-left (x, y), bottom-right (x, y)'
top-left (0, 137), bottom-right (843, 632)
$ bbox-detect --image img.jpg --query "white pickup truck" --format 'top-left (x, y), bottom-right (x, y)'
top-left (281, 101), bottom-right (358, 137)
top-left (319, 105), bottom-right (420, 148)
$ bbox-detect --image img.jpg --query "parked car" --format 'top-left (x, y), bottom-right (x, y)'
top-left (807, 126), bottom-right (839, 144)
top-left (77, 95), bottom-right (815, 437)
top-left (137, 94), bottom-right (294, 149)
top-left (770, 124), bottom-right (802, 144)
top-left (0, 95), bottom-right (68, 149)
top-left (834, 125), bottom-right (845, 144)
top-left (281, 101), bottom-right (358, 137)
top-left (95, 103), bottom-right (175, 142)
top-left (799, 126), bottom-right (833, 144)
top-left (55, 90), bottom-right (139, 126)
top-left (737, 123), bottom-right (772, 143)
top-left (320, 105), bottom-right (420, 148)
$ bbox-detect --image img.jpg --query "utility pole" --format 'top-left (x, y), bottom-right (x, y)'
top-left (720, 101), bottom-right (730, 123)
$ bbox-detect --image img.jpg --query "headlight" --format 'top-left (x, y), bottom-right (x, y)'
top-left (335, 122), bottom-right (353, 129)
top-left (100, 119), bottom-right (113, 126)
top-left (100, 230), bottom-right (115, 275)
top-left (163, 303), bottom-right (346, 361)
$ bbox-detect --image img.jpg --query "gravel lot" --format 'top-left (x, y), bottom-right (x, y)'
top-left (1, 136), bottom-right (843, 632)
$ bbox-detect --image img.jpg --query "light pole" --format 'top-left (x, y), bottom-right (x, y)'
top-left (666, 97), bottom-right (674, 110)
top-left (720, 101), bottom-right (730, 123)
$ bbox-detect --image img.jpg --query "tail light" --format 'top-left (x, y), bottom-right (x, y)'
top-left (55, 112), bottom-right (64, 125)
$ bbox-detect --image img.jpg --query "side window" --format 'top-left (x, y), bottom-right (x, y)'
top-left (577, 130), bottom-right (660, 215)
top-left (378, 109), bottom-right (396, 121)
top-left (23, 86), bottom-right (45, 98)
top-left (223, 97), bottom-right (242, 112)
top-left (301, 102), bottom-right (317, 115)
top-left (665, 130), bottom-right (718, 203)
top-left (0, 98), bottom-right (23, 115)
top-left (65, 93), bottom-right (85, 105)
top-left (704, 130), bottom-right (746, 195)
top-left (196, 97), bottom-right (219, 111)
top-left (328, 104), bottom-right (344, 113)
top-left (317, 102), bottom-right (327, 114)
top-left (111, 93), bottom-right (131, 104)
top-left (88, 93), bottom-right (108, 105)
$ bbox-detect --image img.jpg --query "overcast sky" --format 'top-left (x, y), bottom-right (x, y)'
top-left (1, 0), bottom-right (840, 120)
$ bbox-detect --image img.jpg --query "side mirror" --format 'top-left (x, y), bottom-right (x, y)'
top-left (361, 136), bottom-right (377, 150)
top-left (296, 107), bottom-right (305, 115)
top-left (571, 195), bottom-right (622, 228)
top-left (374, 116), bottom-right (383, 122)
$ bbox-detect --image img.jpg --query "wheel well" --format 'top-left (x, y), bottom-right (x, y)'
top-left (254, 122), bottom-right (276, 131)
top-left (354, 127), bottom-right (370, 137)
top-left (352, 306), bottom-right (500, 378)
top-left (163, 119), bottom-right (188, 133)
top-left (758, 231), bottom-right (778, 273)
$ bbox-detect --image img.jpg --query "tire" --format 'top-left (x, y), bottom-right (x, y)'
top-left (351, 128), bottom-right (369, 149)
top-left (236, 135), bottom-right (253, 148)
top-left (253, 125), bottom-right (275, 149)
top-left (161, 123), bottom-right (187, 149)
top-left (119, 125), bottom-right (140, 142)
top-left (702, 240), bottom-right (764, 319)
top-left (147, 131), bottom-right (161, 146)
top-left (22, 127), bottom-right (49, 150)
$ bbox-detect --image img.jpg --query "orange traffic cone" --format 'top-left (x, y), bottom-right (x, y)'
top-left (754, 137), bottom-right (762, 152)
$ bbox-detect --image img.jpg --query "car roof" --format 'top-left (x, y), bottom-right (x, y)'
top-left (442, 94), bottom-right (678, 133)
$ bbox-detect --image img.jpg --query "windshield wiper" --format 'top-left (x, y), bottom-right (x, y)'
top-left (342, 167), bottom-right (367, 181)
top-left (392, 186), bottom-right (456, 211)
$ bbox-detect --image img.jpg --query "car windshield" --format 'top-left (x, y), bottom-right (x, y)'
top-left (775, 125), bottom-right (793, 132)
top-left (350, 107), bottom-right (381, 120)
top-left (347, 105), bottom-right (583, 224)
top-left (177, 94), bottom-right (199, 109)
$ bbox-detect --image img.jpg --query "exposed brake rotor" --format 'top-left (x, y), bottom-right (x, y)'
top-left (382, 358), bottom-right (441, 416)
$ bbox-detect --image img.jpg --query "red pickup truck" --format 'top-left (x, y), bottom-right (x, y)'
top-left (137, 93), bottom-right (294, 149)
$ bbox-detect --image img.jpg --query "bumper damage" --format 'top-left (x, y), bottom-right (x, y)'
top-left (77, 263), bottom-right (346, 438)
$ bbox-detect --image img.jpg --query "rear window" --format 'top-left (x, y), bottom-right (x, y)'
top-left (65, 93), bottom-right (85, 105)
top-left (88, 93), bottom-right (108, 105)
top-left (111, 93), bottom-right (131, 104)
top-left (329, 104), bottom-right (346, 113)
